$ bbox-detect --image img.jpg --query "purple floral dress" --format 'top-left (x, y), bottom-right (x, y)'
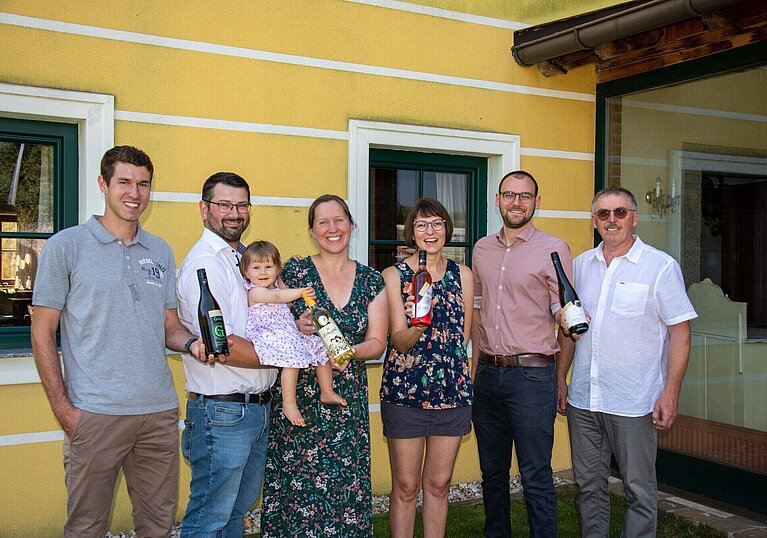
top-left (260, 256), bottom-right (384, 538)
top-left (244, 282), bottom-right (328, 368)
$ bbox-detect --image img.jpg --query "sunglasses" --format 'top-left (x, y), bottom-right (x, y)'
top-left (593, 207), bottom-right (636, 221)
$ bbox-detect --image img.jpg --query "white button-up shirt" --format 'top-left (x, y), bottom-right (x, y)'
top-left (568, 236), bottom-right (696, 416)
top-left (177, 228), bottom-right (277, 395)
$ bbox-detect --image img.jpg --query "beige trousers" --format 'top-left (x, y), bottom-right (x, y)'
top-left (62, 408), bottom-right (179, 538)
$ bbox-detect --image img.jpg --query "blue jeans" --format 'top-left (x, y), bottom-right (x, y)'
top-left (180, 397), bottom-right (270, 538)
top-left (472, 362), bottom-right (557, 538)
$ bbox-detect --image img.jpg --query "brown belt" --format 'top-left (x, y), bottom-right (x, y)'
top-left (478, 352), bottom-right (554, 368)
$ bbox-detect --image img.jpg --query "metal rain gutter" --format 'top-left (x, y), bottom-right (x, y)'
top-left (512, 0), bottom-right (746, 66)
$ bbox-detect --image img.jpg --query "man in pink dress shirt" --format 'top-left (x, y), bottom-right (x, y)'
top-left (471, 170), bottom-right (575, 538)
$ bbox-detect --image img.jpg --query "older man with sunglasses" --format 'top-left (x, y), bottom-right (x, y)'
top-left (557, 185), bottom-right (696, 537)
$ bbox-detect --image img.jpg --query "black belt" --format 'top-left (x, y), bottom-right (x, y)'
top-left (189, 391), bottom-right (272, 404)
top-left (478, 352), bottom-right (554, 368)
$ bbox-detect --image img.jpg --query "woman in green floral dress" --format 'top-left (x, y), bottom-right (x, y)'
top-left (260, 195), bottom-right (388, 537)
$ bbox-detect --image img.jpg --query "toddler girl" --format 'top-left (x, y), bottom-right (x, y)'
top-left (241, 240), bottom-right (346, 426)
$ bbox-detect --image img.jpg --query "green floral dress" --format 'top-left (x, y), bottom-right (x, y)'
top-left (260, 256), bottom-right (384, 538)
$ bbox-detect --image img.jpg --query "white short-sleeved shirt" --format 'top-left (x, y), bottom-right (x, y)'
top-left (177, 228), bottom-right (277, 394)
top-left (568, 236), bottom-right (697, 416)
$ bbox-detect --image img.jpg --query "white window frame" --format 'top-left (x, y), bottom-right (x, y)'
top-left (0, 83), bottom-right (114, 384)
top-left (347, 120), bottom-right (520, 264)
top-left (0, 83), bottom-right (114, 224)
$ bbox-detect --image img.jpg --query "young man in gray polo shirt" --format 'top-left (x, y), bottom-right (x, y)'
top-left (31, 146), bottom-right (208, 538)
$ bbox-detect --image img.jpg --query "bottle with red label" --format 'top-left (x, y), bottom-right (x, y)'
top-left (410, 249), bottom-right (433, 327)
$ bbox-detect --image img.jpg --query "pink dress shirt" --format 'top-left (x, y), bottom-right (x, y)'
top-left (472, 221), bottom-right (574, 357)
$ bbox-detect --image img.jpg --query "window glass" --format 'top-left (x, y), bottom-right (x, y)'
top-left (0, 119), bottom-right (77, 337)
top-left (368, 150), bottom-right (484, 273)
top-left (604, 62), bottom-right (766, 477)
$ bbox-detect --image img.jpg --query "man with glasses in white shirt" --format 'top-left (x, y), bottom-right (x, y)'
top-left (176, 172), bottom-right (277, 537)
top-left (557, 185), bottom-right (696, 538)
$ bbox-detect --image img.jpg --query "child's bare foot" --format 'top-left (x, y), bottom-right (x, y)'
top-left (321, 390), bottom-right (348, 407)
top-left (283, 403), bottom-right (306, 427)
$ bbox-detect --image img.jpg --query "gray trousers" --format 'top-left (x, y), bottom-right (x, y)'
top-left (566, 403), bottom-right (657, 538)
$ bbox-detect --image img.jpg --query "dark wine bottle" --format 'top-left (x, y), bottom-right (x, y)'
top-left (550, 252), bottom-right (589, 335)
top-left (196, 268), bottom-right (229, 356)
top-left (411, 250), bottom-right (433, 327)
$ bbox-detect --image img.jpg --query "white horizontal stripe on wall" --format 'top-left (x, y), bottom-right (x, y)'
top-left (149, 191), bottom-right (594, 220)
top-left (149, 192), bottom-right (316, 207)
top-left (536, 210), bottom-right (592, 219)
top-left (612, 155), bottom-right (668, 168)
top-left (0, 412), bottom-right (381, 447)
top-left (622, 98), bottom-right (767, 123)
top-left (0, 430), bottom-right (64, 447)
top-left (115, 110), bottom-right (348, 141)
top-left (116, 109), bottom-right (596, 165)
top-left (343, 0), bottom-right (528, 30)
top-left (521, 147), bottom-right (594, 161)
top-left (0, 12), bottom-right (593, 102)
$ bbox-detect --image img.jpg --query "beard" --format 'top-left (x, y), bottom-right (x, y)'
top-left (206, 216), bottom-right (247, 243)
top-left (501, 206), bottom-right (535, 229)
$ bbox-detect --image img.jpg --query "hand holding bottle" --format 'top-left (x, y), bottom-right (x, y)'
top-left (556, 308), bottom-right (592, 340)
top-left (402, 281), bottom-right (437, 326)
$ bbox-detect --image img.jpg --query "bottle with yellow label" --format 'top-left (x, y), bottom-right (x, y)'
top-left (302, 292), bottom-right (355, 365)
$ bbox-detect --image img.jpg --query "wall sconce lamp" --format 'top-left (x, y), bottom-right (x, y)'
top-left (645, 176), bottom-right (680, 219)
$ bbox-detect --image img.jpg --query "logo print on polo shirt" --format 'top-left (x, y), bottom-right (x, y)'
top-left (139, 258), bottom-right (167, 288)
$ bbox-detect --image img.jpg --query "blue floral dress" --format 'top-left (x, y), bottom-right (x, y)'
top-left (380, 259), bottom-right (473, 409)
top-left (260, 256), bottom-right (384, 538)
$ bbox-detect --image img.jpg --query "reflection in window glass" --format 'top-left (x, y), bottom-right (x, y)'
top-left (0, 142), bottom-right (54, 234)
top-left (604, 62), bottom-right (766, 475)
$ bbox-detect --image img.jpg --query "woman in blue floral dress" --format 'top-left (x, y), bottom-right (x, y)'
top-left (260, 195), bottom-right (388, 537)
top-left (380, 198), bottom-right (474, 537)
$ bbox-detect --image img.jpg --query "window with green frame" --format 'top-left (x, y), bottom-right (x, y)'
top-left (0, 117), bottom-right (78, 348)
top-left (368, 149), bottom-right (487, 272)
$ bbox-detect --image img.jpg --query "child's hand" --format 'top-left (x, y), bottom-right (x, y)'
top-left (303, 287), bottom-right (316, 300)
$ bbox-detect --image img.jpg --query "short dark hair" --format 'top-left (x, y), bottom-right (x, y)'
top-left (100, 145), bottom-right (153, 185)
top-left (308, 194), bottom-right (356, 228)
top-left (202, 172), bottom-right (251, 202)
top-left (240, 240), bottom-right (282, 280)
top-left (499, 170), bottom-right (539, 197)
top-left (403, 198), bottom-right (454, 248)
top-left (592, 185), bottom-right (638, 211)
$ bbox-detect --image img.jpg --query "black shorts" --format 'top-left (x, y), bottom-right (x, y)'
top-left (380, 400), bottom-right (472, 439)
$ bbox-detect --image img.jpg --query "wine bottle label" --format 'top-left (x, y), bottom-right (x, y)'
top-left (317, 323), bottom-right (352, 358)
top-left (207, 310), bottom-right (227, 346)
top-left (563, 301), bottom-right (588, 327)
top-left (415, 283), bottom-right (433, 317)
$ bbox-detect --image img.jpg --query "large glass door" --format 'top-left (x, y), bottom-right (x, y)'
top-left (597, 43), bottom-right (767, 513)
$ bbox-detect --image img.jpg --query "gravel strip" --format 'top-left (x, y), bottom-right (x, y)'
top-left (104, 476), bottom-right (574, 537)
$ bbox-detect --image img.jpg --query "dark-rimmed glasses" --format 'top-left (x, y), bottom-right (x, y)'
top-left (593, 207), bottom-right (636, 221)
top-left (204, 200), bottom-right (252, 213)
top-left (414, 219), bottom-right (446, 232)
top-left (500, 191), bottom-right (534, 203)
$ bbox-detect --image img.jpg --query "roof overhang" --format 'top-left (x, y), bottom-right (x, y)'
top-left (512, 0), bottom-right (750, 69)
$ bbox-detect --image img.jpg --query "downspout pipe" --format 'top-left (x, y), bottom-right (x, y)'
top-left (512, 0), bottom-right (746, 66)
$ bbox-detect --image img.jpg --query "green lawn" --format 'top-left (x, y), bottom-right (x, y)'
top-left (370, 493), bottom-right (725, 537)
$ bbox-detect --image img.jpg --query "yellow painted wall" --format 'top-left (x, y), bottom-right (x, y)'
top-left (0, 1), bottom-right (599, 534)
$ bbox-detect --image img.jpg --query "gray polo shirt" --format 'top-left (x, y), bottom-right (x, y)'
top-left (33, 216), bottom-right (178, 415)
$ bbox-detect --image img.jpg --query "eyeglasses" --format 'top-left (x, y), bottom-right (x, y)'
top-left (204, 200), bottom-right (252, 213)
top-left (500, 191), bottom-right (534, 203)
top-left (593, 207), bottom-right (636, 221)
top-left (414, 219), bottom-right (446, 232)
